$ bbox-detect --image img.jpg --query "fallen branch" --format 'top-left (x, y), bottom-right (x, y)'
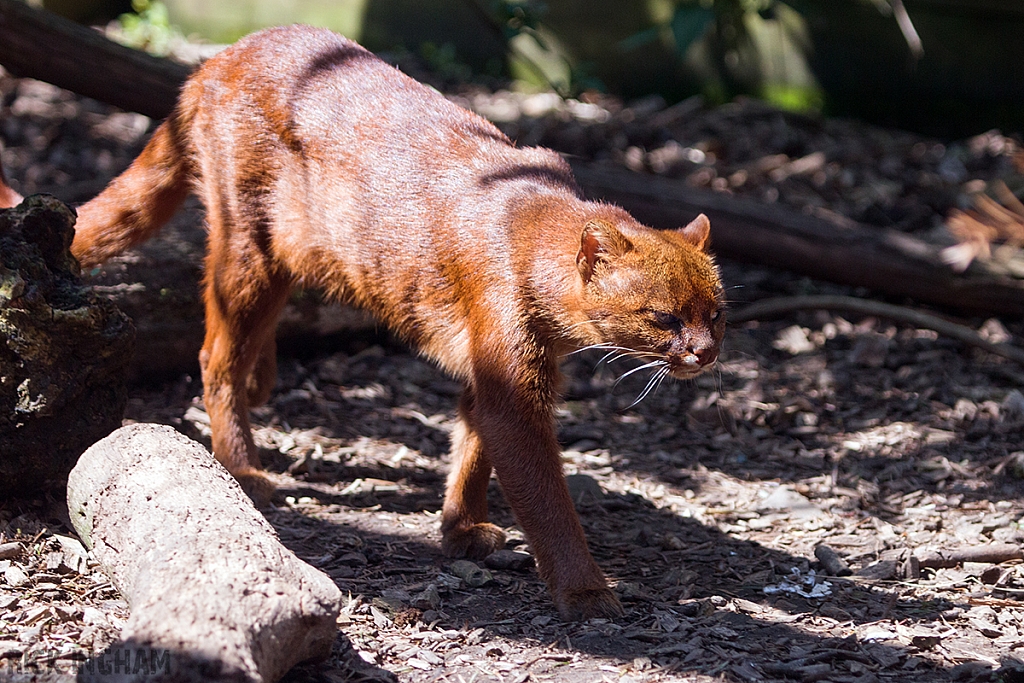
top-left (814, 544), bottom-right (852, 577)
top-left (67, 424), bottom-right (341, 682)
top-left (0, 0), bottom-right (192, 119)
top-left (916, 544), bottom-right (1024, 569)
top-left (729, 294), bottom-right (1024, 366)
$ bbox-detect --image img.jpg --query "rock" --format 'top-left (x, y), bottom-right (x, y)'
top-left (773, 325), bottom-right (815, 354)
top-left (411, 585), bottom-right (441, 610)
top-left (449, 560), bottom-right (494, 587)
top-left (758, 485), bottom-right (826, 520)
top-left (3, 564), bottom-right (28, 587)
top-left (0, 195), bottom-right (134, 496)
top-left (483, 549), bottom-right (534, 572)
top-left (566, 473), bottom-right (604, 503)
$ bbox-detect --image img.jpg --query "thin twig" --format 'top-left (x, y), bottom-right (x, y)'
top-left (729, 294), bottom-right (1024, 366)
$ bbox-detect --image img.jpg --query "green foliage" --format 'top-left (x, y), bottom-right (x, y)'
top-left (762, 83), bottom-right (824, 112)
top-left (113, 0), bottom-right (184, 57)
top-left (474, 0), bottom-right (580, 95)
top-left (486, 0), bottom-right (546, 39)
top-left (616, 0), bottom-right (822, 112)
top-left (420, 42), bottom-right (474, 83)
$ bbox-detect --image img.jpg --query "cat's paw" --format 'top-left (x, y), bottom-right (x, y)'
top-left (235, 470), bottom-right (275, 509)
top-left (441, 523), bottom-right (506, 560)
top-left (555, 586), bottom-right (624, 621)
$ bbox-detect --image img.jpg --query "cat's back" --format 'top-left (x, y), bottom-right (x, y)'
top-left (187, 25), bottom-right (509, 164)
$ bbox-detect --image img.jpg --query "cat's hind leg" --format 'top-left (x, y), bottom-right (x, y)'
top-left (441, 388), bottom-right (507, 559)
top-left (199, 214), bottom-right (291, 507)
top-left (245, 335), bottom-right (279, 407)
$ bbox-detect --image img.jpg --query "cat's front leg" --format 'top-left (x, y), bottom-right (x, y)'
top-left (469, 367), bottom-right (623, 621)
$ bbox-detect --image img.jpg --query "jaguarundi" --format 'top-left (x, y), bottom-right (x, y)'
top-left (68, 25), bottom-right (726, 620)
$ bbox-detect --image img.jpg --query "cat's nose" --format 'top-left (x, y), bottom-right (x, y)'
top-left (681, 344), bottom-right (718, 367)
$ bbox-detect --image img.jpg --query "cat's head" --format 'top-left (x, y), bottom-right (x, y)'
top-left (573, 213), bottom-right (725, 380)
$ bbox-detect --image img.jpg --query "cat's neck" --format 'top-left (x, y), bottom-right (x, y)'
top-left (508, 192), bottom-right (625, 353)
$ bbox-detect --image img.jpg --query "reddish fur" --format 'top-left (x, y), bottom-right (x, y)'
top-left (70, 26), bottom-right (726, 620)
top-left (0, 160), bottom-right (22, 209)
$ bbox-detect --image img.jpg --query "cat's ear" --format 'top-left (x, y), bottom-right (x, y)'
top-left (577, 220), bottom-right (632, 283)
top-left (675, 213), bottom-right (711, 250)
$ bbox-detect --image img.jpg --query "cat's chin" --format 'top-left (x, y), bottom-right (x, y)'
top-left (669, 363), bottom-right (714, 380)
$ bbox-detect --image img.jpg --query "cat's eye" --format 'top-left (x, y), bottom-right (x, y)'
top-left (711, 308), bottom-right (724, 323)
top-left (653, 311), bottom-right (681, 329)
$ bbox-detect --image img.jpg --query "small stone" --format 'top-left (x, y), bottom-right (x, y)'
top-left (336, 551), bottom-right (368, 567)
top-left (450, 560), bottom-right (493, 587)
top-left (3, 564), bottom-right (28, 587)
top-left (856, 560), bottom-right (898, 581)
top-left (379, 589), bottom-right (411, 610)
top-left (569, 439), bottom-right (600, 452)
top-left (566, 473), bottom-right (603, 503)
top-left (483, 549), bottom-right (534, 571)
top-left (848, 332), bottom-right (890, 367)
top-left (979, 318), bottom-right (1011, 344)
top-left (412, 585), bottom-right (441, 610)
top-left (0, 542), bottom-right (21, 561)
top-left (52, 534), bottom-right (88, 573)
top-left (45, 551), bottom-right (67, 573)
top-left (773, 325), bottom-right (815, 354)
top-left (980, 565), bottom-right (1004, 585)
top-left (971, 619), bottom-right (1004, 638)
top-left (759, 486), bottom-right (825, 520)
top-left (1003, 390), bottom-right (1024, 417)
top-left (615, 581), bottom-right (645, 600)
top-left (407, 658), bottom-right (432, 670)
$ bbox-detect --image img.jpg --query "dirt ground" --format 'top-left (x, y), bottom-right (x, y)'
top-left (2, 62), bottom-right (1024, 683)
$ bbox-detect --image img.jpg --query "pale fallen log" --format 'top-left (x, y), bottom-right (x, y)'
top-left (915, 544), bottom-right (1024, 569)
top-left (67, 423), bottom-right (341, 683)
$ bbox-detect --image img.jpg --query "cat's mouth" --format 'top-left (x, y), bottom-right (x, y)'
top-left (666, 349), bottom-right (719, 379)
top-left (668, 362), bottom-right (712, 380)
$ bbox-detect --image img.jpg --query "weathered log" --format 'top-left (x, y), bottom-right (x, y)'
top-left (0, 195), bottom-right (133, 497)
top-left (0, 0), bottom-right (191, 119)
top-left (916, 544), bottom-right (1024, 570)
top-left (67, 423), bottom-right (342, 683)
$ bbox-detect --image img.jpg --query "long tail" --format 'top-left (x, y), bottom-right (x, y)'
top-left (71, 110), bottom-right (193, 268)
top-left (0, 157), bottom-right (22, 209)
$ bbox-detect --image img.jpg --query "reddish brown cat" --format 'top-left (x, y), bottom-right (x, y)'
top-left (71, 25), bottom-right (725, 620)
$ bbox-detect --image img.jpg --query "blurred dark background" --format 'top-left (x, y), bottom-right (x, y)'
top-left (33, 0), bottom-right (1024, 139)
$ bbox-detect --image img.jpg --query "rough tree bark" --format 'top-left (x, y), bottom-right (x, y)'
top-left (67, 423), bottom-right (342, 683)
top-left (0, 195), bottom-right (133, 496)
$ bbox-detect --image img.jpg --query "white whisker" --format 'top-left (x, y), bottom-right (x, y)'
top-left (614, 359), bottom-right (668, 386)
top-left (563, 343), bottom-right (638, 358)
top-left (564, 343), bottom-right (657, 364)
top-left (564, 319), bottom-right (600, 332)
top-left (624, 366), bottom-right (671, 410)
